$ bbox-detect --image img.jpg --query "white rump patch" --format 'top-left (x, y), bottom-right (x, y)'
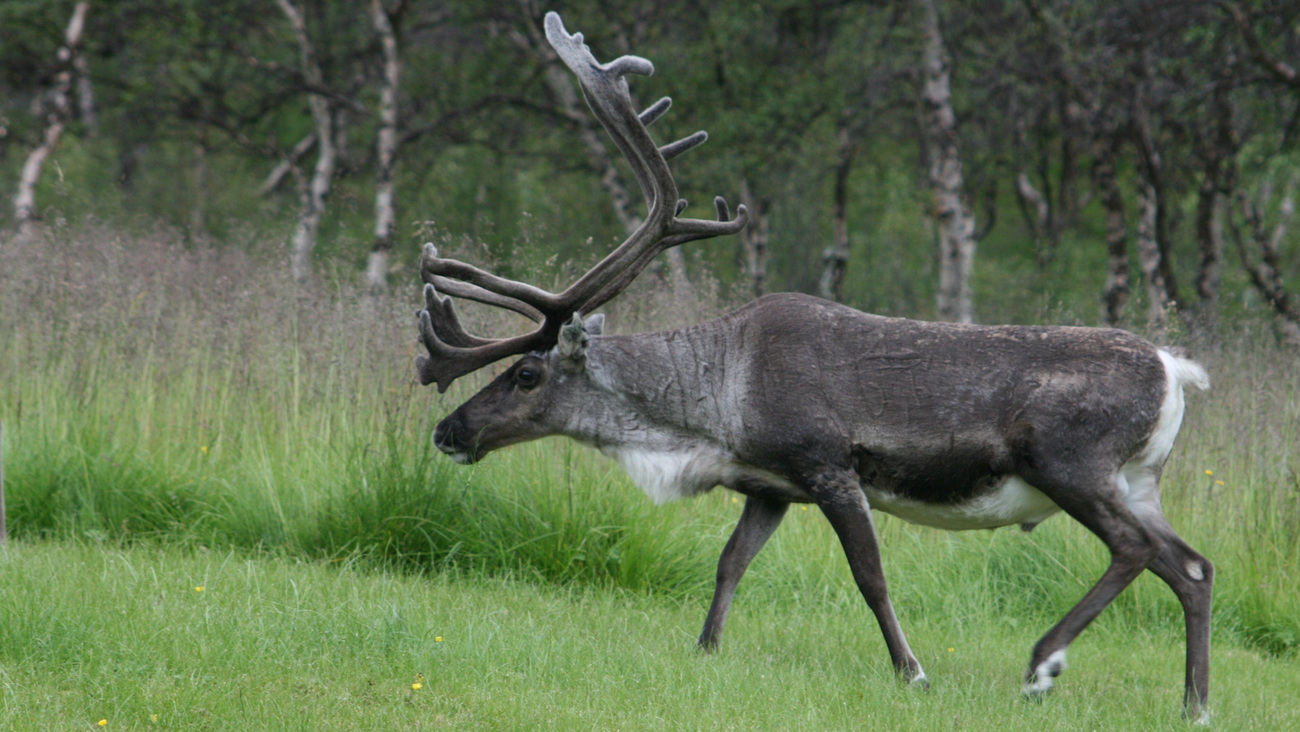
top-left (865, 475), bottom-right (1060, 531)
top-left (1120, 350), bottom-right (1211, 520)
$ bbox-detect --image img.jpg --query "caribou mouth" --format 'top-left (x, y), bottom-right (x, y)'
top-left (445, 449), bottom-right (476, 465)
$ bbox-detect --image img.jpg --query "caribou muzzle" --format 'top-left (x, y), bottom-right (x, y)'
top-left (433, 414), bottom-right (479, 464)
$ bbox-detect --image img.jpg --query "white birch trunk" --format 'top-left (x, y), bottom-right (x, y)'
top-left (1093, 141), bottom-right (1131, 326)
top-left (739, 177), bottom-right (769, 298)
top-left (1015, 171), bottom-right (1051, 269)
top-left (368, 0), bottom-right (402, 290)
top-left (277, 0), bottom-right (337, 282)
top-left (11, 1), bottom-right (88, 244)
top-left (1136, 176), bottom-right (1170, 328)
top-left (918, 0), bottom-right (976, 323)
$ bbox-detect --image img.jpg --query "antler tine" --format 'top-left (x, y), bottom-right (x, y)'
top-left (424, 275), bottom-right (545, 323)
top-left (639, 97), bottom-right (671, 126)
top-left (582, 200), bottom-right (749, 314)
top-left (415, 308), bottom-right (552, 393)
top-left (421, 283), bottom-right (497, 349)
top-left (421, 243), bottom-right (557, 316)
top-left (660, 130), bottom-right (708, 162)
top-left (413, 14), bottom-right (749, 392)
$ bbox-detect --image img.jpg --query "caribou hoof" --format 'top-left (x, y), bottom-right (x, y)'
top-left (1022, 649), bottom-right (1067, 697)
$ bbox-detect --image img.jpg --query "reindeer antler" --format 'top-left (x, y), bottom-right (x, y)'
top-left (415, 11), bottom-right (747, 393)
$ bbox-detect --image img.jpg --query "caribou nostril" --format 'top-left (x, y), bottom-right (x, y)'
top-left (433, 420), bottom-right (454, 451)
top-left (433, 415), bottom-right (467, 455)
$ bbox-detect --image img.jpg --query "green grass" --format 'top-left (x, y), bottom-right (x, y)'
top-left (2, 541), bottom-right (1298, 731)
top-left (2, 227), bottom-right (1299, 727)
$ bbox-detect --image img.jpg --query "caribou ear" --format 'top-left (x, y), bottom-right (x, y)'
top-left (584, 313), bottom-right (605, 336)
top-left (558, 312), bottom-right (590, 374)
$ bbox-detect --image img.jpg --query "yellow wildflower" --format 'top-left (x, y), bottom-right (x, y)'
top-left (412, 682), bottom-right (423, 690)
top-left (200, 445), bottom-right (209, 455)
top-left (1215, 480), bottom-right (1224, 486)
top-left (1204, 469), bottom-right (1213, 476)
top-left (194, 586), bottom-right (204, 592)
top-left (435, 636), bottom-right (443, 643)
top-left (98, 721), bottom-right (107, 727)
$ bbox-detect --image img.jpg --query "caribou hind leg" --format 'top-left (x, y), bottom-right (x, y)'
top-left (1020, 469), bottom-right (1163, 697)
top-left (698, 496), bottom-right (789, 650)
top-left (1143, 517), bottom-right (1214, 723)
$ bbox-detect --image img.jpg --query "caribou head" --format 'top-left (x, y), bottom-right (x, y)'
top-left (412, 12), bottom-right (1213, 723)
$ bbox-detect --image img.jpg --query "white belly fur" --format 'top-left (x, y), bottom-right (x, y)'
top-left (865, 475), bottom-right (1061, 531)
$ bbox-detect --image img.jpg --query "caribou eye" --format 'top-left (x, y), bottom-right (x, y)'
top-left (515, 367), bottom-right (540, 389)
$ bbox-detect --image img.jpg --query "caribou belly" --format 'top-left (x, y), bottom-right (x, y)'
top-left (863, 475), bottom-right (1061, 531)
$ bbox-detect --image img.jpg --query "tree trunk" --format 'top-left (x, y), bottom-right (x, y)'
top-left (918, 0), bottom-right (976, 323)
top-left (820, 124), bottom-right (855, 302)
top-left (1136, 176), bottom-right (1171, 329)
top-left (1015, 171), bottom-right (1051, 271)
top-left (1013, 112), bottom-right (1056, 270)
top-left (1133, 55), bottom-right (1183, 318)
top-left (276, 0), bottom-right (338, 282)
top-left (1230, 181), bottom-right (1300, 345)
top-left (11, 1), bottom-right (88, 243)
top-left (74, 22), bottom-right (97, 137)
top-left (739, 177), bottom-right (770, 298)
top-left (368, 0), bottom-right (403, 291)
top-left (1193, 176), bottom-right (1222, 327)
top-left (1195, 58), bottom-right (1239, 332)
top-left (1093, 139), bottom-right (1131, 326)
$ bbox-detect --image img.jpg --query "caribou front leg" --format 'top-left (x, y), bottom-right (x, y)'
top-left (699, 496), bottom-right (789, 650)
top-left (810, 470), bottom-right (926, 687)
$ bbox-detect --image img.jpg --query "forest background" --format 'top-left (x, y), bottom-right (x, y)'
top-left (2, 0), bottom-right (1298, 335)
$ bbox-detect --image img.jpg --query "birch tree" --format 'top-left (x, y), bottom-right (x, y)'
top-left (367, 0), bottom-right (404, 290)
top-left (739, 177), bottom-right (770, 297)
top-left (1230, 177), bottom-right (1300, 345)
top-left (11, 1), bottom-right (88, 244)
top-left (819, 121), bottom-right (857, 302)
top-left (918, 0), bottom-right (977, 323)
top-left (275, 0), bottom-right (338, 282)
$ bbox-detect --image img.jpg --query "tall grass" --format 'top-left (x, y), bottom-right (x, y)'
top-left (1, 224), bottom-right (1298, 663)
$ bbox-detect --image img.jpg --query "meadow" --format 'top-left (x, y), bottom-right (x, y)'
top-left (1, 228), bottom-right (1298, 729)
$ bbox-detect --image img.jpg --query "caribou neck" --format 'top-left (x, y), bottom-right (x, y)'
top-left (571, 321), bottom-right (747, 450)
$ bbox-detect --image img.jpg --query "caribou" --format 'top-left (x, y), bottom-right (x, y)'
top-left (414, 12), bottom-right (1213, 721)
